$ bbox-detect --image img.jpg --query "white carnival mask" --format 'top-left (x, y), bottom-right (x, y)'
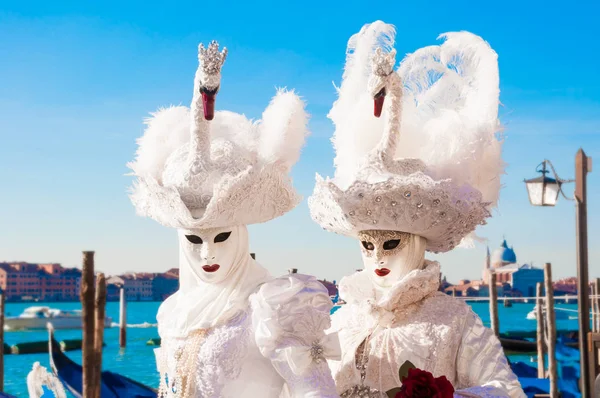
top-left (179, 226), bottom-right (240, 284)
top-left (358, 230), bottom-right (426, 288)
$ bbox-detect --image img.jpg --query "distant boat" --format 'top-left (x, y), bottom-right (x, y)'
top-left (4, 306), bottom-right (112, 331)
top-left (526, 305), bottom-right (570, 321)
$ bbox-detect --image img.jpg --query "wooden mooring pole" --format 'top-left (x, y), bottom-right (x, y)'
top-left (544, 263), bottom-right (558, 397)
top-left (595, 278), bottom-right (600, 333)
top-left (119, 287), bottom-right (127, 348)
top-left (81, 251), bottom-right (96, 398)
top-left (0, 290), bottom-right (5, 392)
top-left (575, 149), bottom-right (592, 396)
top-left (489, 272), bottom-right (499, 337)
top-left (93, 273), bottom-right (107, 398)
top-left (536, 282), bottom-right (545, 379)
top-left (592, 282), bottom-right (598, 333)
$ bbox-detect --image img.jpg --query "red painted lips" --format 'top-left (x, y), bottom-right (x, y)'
top-left (202, 264), bottom-right (220, 273)
top-left (375, 268), bottom-right (390, 277)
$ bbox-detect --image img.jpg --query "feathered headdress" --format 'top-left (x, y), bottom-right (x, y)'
top-left (308, 21), bottom-right (503, 253)
top-left (128, 41), bottom-right (309, 229)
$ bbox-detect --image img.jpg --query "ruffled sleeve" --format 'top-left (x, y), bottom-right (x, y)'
top-left (454, 311), bottom-right (526, 398)
top-left (251, 274), bottom-right (340, 398)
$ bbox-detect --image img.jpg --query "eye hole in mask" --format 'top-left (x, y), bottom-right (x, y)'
top-left (383, 239), bottom-right (401, 250)
top-left (361, 241), bottom-right (375, 251)
top-left (185, 235), bottom-right (203, 244)
top-left (214, 232), bottom-right (232, 243)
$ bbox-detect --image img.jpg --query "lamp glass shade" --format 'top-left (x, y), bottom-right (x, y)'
top-left (525, 175), bottom-right (561, 206)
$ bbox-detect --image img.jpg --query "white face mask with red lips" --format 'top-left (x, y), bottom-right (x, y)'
top-left (358, 230), bottom-right (427, 289)
top-left (157, 225), bottom-right (271, 338)
top-left (179, 226), bottom-right (240, 285)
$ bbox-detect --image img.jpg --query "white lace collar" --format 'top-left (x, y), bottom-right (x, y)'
top-left (339, 261), bottom-right (441, 313)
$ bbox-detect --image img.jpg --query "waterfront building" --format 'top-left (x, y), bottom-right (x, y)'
top-left (106, 273), bottom-right (154, 301)
top-left (443, 279), bottom-right (505, 297)
top-left (152, 268), bottom-right (179, 300)
top-left (482, 239), bottom-right (544, 297)
top-left (0, 262), bottom-right (82, 301)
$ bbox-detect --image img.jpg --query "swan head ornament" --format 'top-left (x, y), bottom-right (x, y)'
top-left (197, 41), bottom-right (228, 120)
top-left (368, 47), bottom-right (397, 118)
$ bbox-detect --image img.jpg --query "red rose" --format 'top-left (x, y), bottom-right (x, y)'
top-left (394, 368), bottom-right (455, 398)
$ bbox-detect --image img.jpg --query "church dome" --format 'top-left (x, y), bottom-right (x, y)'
top-left (491, 239), bottom-right (517, 266)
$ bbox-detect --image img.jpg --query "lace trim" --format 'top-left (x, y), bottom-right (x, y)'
top-left (157, 329), bottom-right (209, 397)
top-left (132, 163), bottom-right (300, 230)
top-left (157, 310), bottom-right (254, 398)
top-left (339, 261), bottom-right (441, 314)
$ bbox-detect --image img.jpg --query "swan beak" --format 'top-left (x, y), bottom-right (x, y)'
top-left (200, 86), bottom-right (219, 121)
top-left (373, 88), bottom-right (386, 118)
top-left (201, 91), bottom-right (216, 120)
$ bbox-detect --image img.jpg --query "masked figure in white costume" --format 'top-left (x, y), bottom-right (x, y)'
top-left (128, 41), bottom-right (339, 397)
top-left (308, 22), bottom-right (525, 397)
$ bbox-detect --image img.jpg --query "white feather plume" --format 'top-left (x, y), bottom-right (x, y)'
top-left (129, 91), bottom-right (307, 178)
top-left (397, 31), bottom-right (504, 206)
top-left (257, 88), bottom-right (309, 170)
top-left (128, 108), bottom-right (258, 181)
top-left (128, 106), bottom-right (189, 183)
top-left (329, 24), bottom-right (503, 207)
top-left (329, 21), bottom-right (396, 187)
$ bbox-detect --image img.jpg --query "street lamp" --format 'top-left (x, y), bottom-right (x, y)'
top-left (524, 150), bottom-right (593, 396)
top-left (524, 160), bottom-right (566, 207)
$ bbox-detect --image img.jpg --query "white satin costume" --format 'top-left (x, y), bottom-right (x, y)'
top-left (154, 227), bottom-right (338, 397)
top-left (127, 42), bottom-right (339, 397)
top-left (308, 22), bottom-right (525, 397)
top-left (329, 262), bottom-right (524, 397)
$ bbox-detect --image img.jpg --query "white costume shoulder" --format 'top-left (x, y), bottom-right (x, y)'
top-left (252, 273), bottom-right (340, 398)
top-left (455, 309), bottom-right (525, 397)
top-left (329, 264), bottom-right (524, 398)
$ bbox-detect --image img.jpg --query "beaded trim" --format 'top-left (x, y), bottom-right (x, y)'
top-left (340, 338), bottom-right (383, 398)
top-left (157, 329), bottom-right (209, 397)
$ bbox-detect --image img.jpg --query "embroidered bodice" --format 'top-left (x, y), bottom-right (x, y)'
top-left (155, 274), bottom-right (339, 398)
top-left (328, 263), bottom-right (525, 398)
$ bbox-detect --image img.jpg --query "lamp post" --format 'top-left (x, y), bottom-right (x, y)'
top-left (524, 149), bottom-right (593, 396)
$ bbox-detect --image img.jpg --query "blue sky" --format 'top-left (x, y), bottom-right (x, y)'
top-left (0, 0), bottom-right (599, 283)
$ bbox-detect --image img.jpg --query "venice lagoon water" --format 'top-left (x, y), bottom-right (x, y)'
top-left (2, 300), bottom-right (582, 396)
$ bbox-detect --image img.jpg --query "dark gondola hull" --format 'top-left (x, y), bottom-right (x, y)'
top-left (49, 331), bottom-right (157, 398)
top-left (500, 337), bottom-right (578, 353)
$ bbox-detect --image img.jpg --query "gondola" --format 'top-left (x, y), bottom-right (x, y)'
top-left (48, 329), bottom-right (157, 398)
